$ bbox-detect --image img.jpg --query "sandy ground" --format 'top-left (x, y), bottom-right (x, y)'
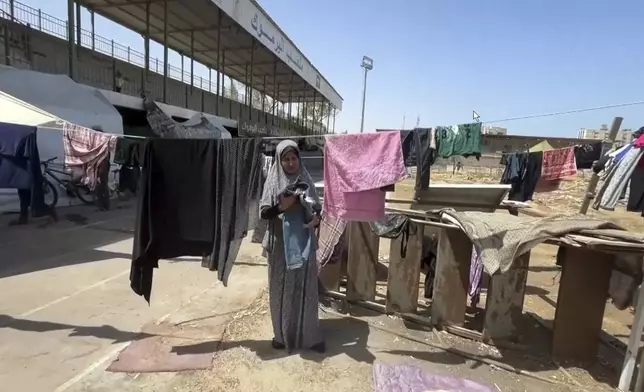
top-left (0, 169), bottom-right (641, 392)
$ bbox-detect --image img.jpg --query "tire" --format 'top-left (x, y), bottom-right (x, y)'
top-left (75, 184), bottom-right (96, 205)
top-left (42, 178), bottom-right (59, 208)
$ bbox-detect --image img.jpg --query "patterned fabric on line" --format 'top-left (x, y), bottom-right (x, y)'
top-left (316, 213), bottom-right (348, 268)
top-left (63, 122), bottom-right (117, 190)
top-left (541, 147), bottom-right (577, 181)
top-left (599, 147), bottom-right (644, 211)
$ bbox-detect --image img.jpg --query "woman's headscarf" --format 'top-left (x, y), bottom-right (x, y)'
top-left (260, 140), bottom-right (321, 252)
top-left (260, 139), bottom-right (320, 209)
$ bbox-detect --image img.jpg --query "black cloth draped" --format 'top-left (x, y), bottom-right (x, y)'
top-left (130, 138), bottom-right (261, 303)
top-left (400, 128), bottom-right (434, 190)
top-left (200, 138), bottom-right (262, 285)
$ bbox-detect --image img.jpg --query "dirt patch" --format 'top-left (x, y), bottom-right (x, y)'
top-left (164, 288), bottom-right (600, 392)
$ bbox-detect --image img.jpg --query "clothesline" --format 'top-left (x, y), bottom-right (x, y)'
top-left (50, 120), bottom-right (148, 140)
top-left (502, 141), bottom-right (601, 155)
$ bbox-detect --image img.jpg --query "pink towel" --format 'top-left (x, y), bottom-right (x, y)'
top-left (323, 132), bottom-right (407, 221)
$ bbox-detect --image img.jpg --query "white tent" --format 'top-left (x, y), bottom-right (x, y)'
top-left (0, 66), bottom-right (123, 130)
top-left (0, 66), bottom-right (124, 165)
top-left (0, 67), bottom-right (124, 210)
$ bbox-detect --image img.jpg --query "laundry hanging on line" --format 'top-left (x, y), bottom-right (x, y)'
top-left (144, 96), bottom-right (225, 139)
top-left (501, 151), bottom-right (543, 203)
top-left (400, 128), bottom-right (436, 190)
top-left (130, 137), bottom-right (262, 303)
top-left (0, 121), bottom-right (49, 217)
top-left (201, 138), bottom-right (262, 284)
top-left (541, 146), bottom-right (577, 181)
top-left (589, 129), bottom-right (644, 213)
top-left (62, 122), bottom-right (118, 191)
top-left (316, 213), bottom-right (347, 269)
top-left (436, 123), bottom-right (483, 159)
top-left (574, 141), bottom-right (603, 170)
top-left (500, 143), bottom-right (580, 203)
top-left (627, 165), bottom-right (644, 214)
top-left (251, 154), bottom-right (275, 244)
top-left (113, 137), bottom-right (144, 194)
top-left (597, 146), bottom-right (644, 211)
top-left (323, 131), bottom-right (408, 221)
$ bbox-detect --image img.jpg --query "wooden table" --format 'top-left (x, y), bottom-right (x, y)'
top-left (429, 218), bottom-right (644, 363)
top-left (322, 204), bottom-right (644, 365)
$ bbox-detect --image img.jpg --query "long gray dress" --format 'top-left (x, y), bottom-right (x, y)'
top-left (265, 210), bottom-right (322, 350)
top-left (260, 140), bottom-right (322, 351)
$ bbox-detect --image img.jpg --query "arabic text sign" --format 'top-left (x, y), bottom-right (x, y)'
top-left (239, 121), bottom-right (294, 137)
top-left (213, 0), bottom-right (342, 110)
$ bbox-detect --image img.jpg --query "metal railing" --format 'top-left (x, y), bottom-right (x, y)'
top-left (0, 0), bottom-right (313, 122)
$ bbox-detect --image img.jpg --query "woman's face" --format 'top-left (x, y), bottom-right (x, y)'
top-left (280, 150), bottom-right (300, 175)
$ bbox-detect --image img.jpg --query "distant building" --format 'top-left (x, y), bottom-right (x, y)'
top-left (482, 126), bottom-right (508, 135)
top-left (578, 124), bottom-right (633, 145)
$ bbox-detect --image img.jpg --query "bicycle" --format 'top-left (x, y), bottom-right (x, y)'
top-left (41, 157), bottom-right (95, 208)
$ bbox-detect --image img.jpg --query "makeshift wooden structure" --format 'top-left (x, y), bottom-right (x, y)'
top-left (321, 193), bottom-right (644, 368)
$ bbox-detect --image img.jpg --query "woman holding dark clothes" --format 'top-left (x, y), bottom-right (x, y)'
top-left (259, 139), bottom-right (325, 353)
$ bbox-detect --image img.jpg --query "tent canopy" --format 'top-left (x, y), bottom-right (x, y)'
top-left (0, 66), bottom-right (123, 133)
top-left (529, 140), bottom-right (554, 152)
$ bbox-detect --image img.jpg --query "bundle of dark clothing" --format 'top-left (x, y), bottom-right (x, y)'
top-left (627, 165), bottom-right (644, 215)
top-left (400, 128), bottom-right (435, 190)
top-left (574, 142), bottom-right (603, 170)
top-left (130, 138), bottom-right (262, 303)
top-left (0, 122), bottom-right (50, 220)
top-left (634, 126), bottom-right (644, 141)
top-left (500, 151), bottom-right (543, 202)
top-left (113, 137), bottom-right (144, 194)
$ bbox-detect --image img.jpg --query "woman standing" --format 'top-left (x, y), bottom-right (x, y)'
top-left (259, 140), bottom-right (325, 353)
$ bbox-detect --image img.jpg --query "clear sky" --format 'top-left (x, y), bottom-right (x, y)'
top-left (20, 0), bottom-right (644, 136)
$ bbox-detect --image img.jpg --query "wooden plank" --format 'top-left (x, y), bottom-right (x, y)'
top-left (483, 251), bottom-right (531, 341)
top-left (552, 247), bottom-right (613, 363)
top-left (386, 222), bottom-right (423, 313)
top-left (579, 117), bottom-right (622, 214)
top-left (619, 281), bottom-right (644, 391)
top-left (346, 221), bottom-right (379, 302)
top-left (431, 228), bottom-right (472, 327)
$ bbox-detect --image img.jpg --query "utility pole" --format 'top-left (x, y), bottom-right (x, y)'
top-left (359, 56), bottom-right (373, 133)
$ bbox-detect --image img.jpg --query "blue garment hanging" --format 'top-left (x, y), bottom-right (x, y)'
top-left (0, 122), bottom-right (48, 216)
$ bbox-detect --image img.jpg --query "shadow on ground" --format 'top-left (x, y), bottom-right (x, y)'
top-left (0, 204), bottom-right (136, 279)
top-left (176, 316), bottom-right (376, 364)
top-left (335, 298), bottom-right (620, 390)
